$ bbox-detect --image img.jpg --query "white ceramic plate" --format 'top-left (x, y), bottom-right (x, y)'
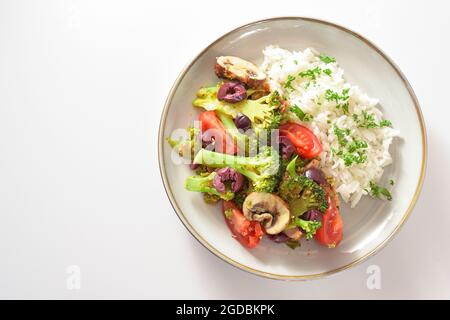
top-left (158, 17), bottom-right (426, 280)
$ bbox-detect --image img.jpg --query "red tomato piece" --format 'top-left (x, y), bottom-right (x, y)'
top-left (315, 193), bottom-right (343, 248)
top-left (198, 111), bottom-right (236, 154)
top-left (222, 201), bottom-right (264, 249)
top-left (279, 122), bottom-right (322, 159)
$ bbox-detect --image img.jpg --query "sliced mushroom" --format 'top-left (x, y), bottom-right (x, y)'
top-left (243, 192), bottom-right (290, 235)
top-left (215, 56), bottom-right (267, 89)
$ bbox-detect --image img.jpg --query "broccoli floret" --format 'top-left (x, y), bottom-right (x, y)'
top-left (290, 218), bottom-right (322, 240)
top-left (184, 172), bottom-right (234, 201)
top-left (256, 108), bottom-right (283, 145)
top-left (193, 146), bottom-right (280, 193)
top-left (278, 154), bottom-right (305, 182)
top-left (278, 156), bottom-right (328, 213)
top-left (167, 126), bottom-right (201, 162)
top-left (193, 85), bottom-right (281, 133)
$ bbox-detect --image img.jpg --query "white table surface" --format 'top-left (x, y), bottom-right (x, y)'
top-left (0, 0), bottom-right (449, 299)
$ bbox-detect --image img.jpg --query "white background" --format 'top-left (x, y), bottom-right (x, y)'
top-left (0, 0), bottom-right (449, 299)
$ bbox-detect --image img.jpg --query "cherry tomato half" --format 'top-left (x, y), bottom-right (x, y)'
top-left (198, 111), bottom-right (237, 155)
top-left (222, 201), bottom-right (264, 249)
top-left (315, 193), bottom-right (343, 248)
top-left (279, 122), bottom-right (322, 159)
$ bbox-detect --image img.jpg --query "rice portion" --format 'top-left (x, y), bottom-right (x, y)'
top-left (260, 46), bottom-right (399, 207)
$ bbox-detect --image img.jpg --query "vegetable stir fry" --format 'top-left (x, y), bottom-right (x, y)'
top-left (168, 55), bottom-right (346, 249)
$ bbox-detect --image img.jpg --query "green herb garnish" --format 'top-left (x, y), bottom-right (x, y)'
top-left (284, 75), bottom-right (296, 91)
top-left (291, 104), bottom-right (313, 122)
top-left (323, 68), bottom-right (332, 76)
top-left (332, 126), bottom-right (369, 166)
top-left (299, 66), bottom-right (322, 80)
top-left (355, 111), bottom-right (392, 128)
top-left (333, 125), bottom-right (348, 147)
top-left (319, 54), bottom-right (336, 64)
top-left (379, 119), bottom-right (392, 127)
top-left (325, 88), bottom-right (350, 114)
top-left (347, 140), bottom-right (368, 153)
top-left (341, 151), bottom-right (367, 166)
top-left (368, 181), bottom-right (392, 201)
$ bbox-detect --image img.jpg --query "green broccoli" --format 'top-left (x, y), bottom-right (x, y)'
top-left (290, 218), bottom-right (322, 240)
top-left (278, 157), bottom-right (327, 241)
top-left (255, 108), bottom-right (282, 145)
top-left (278, 156), bottom-right (328, 213)
top-left (193, 146), bottom-right (280, 193)
top-left (184, 171), bottom-right (234, 201)
top-left (279, 155), bottom-right (306, 180)
top-left (193, 85), bottom-right (281, 135)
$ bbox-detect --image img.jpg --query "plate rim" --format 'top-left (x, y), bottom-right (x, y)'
top-left (157, 16), bottom-right (427, 280)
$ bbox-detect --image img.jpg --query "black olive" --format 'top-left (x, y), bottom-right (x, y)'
top-left (234, 113), bottom-right (251, 131)
top-left (304, 167), bottom-right (327, 185)
top-left (217, 81), bottom-right (246, 103)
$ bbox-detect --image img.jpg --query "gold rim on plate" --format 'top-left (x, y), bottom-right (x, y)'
top-left (157, 17), bottom-right (427, 280)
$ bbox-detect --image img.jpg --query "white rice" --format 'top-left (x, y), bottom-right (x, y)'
top-left (260, 46), bottom-right (399, 207)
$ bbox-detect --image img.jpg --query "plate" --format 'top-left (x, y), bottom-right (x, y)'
top-left (158, 17), bottom-right (426, 280)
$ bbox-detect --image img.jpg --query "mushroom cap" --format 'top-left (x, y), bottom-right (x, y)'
top-left (215, 56), bottom-right (266, 89)
top-left (242, 192), bottom-right (290, 235)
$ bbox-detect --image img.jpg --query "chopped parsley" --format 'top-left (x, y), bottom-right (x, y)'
top-left (332, 125), bottom-right (369, 166)
top-left (360, 111), bottom-right (378, 128)
top-left (389, 179), bottom-right (395, 186)
top-left (319, 54), bottom-right (336, 64)
top-left (355, 111), bottom-right (392, 128)
top-left (340, 151), bottom-right (367, 166)
top-left (291, 104), bottom-right (312, 122)
top-left (299, 66), bottom-right (322, 80)
top-left (367, 181), bottom-right (392, 201)
top-left (325, 88), bottom-right (350, 114)
top-left (293, 59), bottom-right (298, 65)
top-left (379, 119), bottom-right (393, 127)
top-left (283, 75), bottom-right (296, 91)
top-left (298, 66), bottom-right (333, 81)
top-left (333, 125), bottom-right (348, 147)
top-left (347, 140), bottom-right (368, 153)
top-left (269, 90), bottom-right (281, 107)
top-left (341, 102), bottom-right (349, 114)
top-left (323, 68), bottom-right (332, 76)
